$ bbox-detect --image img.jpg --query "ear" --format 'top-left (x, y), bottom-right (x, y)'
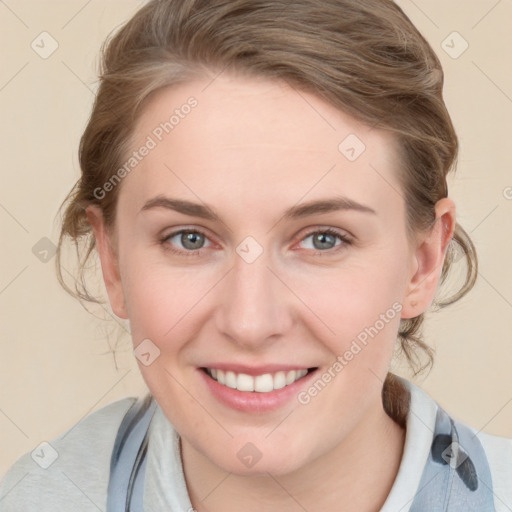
top-left (85, 205), bottom-right (128, 319)
top-left (401, 198), bottom-right (456, 319)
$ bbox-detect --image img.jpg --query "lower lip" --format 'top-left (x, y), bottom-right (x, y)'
top-left (199, 368), bottom-right (317, 413)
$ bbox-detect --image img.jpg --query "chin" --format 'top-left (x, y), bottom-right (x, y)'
top-left (201, 436), bottom-right (311, 477)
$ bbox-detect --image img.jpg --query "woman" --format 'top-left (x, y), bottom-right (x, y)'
top-left (1, 0), bottom-right (510, 510)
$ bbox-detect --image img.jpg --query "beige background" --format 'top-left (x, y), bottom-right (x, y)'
top-left (1, 0), bottom-right (511, 478)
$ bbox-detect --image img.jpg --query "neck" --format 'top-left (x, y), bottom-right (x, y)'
top-left (181, 396), bottom-right (406, 512)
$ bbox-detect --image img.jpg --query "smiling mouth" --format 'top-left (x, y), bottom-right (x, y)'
top-left (202, 367), bottom-right (316, 393)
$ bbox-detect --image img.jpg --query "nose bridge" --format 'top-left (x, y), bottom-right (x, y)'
top-left (216, 244), bottom-right (291, 347)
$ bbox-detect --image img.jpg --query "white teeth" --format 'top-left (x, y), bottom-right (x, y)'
top-left (285, 370), bottom-right (297, 385)
top-left (273, 371), bottom-right (286, 390)
top-left (207, 368), bottom-right (310, 392)
top-left (254, 374), bottom-right (274, 392)
top-left (237, 373), bottom-right (254, 391)
top-left (225, 371), bottom-right (237, 389)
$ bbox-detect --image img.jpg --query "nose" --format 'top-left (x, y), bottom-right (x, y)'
top-left (215, 246), bottom-right (294, 350)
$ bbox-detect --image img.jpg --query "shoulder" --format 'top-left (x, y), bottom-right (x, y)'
top-left (0, 396), bottom-right (136, 512)
top-left (472, 429), bottom-right (512, 511)
top-left (396, 377), bottom-right (512, 511)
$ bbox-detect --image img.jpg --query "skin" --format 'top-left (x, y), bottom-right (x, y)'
top-left (87, 72), bottom-right (455, 511)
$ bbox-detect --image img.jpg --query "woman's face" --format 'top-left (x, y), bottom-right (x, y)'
top-left (93, 73), bottom-right (443, 476)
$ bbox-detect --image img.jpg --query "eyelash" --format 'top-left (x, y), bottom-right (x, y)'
top-left (159, 227), bottom-right (352, 257)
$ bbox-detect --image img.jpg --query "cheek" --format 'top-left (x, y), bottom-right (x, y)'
top-left (288, 252), bottom-right (408, 351)
top-left (289, 257), bottom-right (407, 447)
top-left (120, 251), bottom-right (224, 359)
top-left (120, 258), bottom-right (196, 342)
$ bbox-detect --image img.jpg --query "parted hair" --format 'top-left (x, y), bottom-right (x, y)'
top-left (55, 0), bottom-right (478, 425)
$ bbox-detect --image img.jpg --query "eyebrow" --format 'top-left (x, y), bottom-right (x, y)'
top-left (139, 195), bottom-right (376, 221)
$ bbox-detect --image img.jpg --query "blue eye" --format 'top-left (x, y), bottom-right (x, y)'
top-left (299, 229), bottom-right (351, 252)
top-left (160, 229), bottom-right (211, 256)
top-left (159, 227), bottom-right (351, 257)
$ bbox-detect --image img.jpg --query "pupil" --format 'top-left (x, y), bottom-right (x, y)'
top-left (183, 232), bottom-right (202, 249)
top-left (314, 233), bottom-right (334, 250)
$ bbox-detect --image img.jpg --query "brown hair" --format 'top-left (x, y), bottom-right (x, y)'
top-left (55, 0), bottom-right (477, 423)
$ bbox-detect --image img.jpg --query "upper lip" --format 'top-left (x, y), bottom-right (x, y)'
top-left (200, 364), bottom-right (316, 376)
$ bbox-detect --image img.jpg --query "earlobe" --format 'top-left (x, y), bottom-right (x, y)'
top-left (85, 206), bottom-right (128, 319)
top-left (401, 198), bottom-right (456, 319)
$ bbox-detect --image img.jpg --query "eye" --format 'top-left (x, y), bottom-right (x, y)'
top-left (160, 229), bottom-right (212, 255)
top-left (159, 227), bottom-right (352, 257)
top-left (298, 228), bottom-right (352, 252)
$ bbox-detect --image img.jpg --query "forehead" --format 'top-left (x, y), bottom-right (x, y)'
top-left (121, 73), bottom-right (402, 218)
